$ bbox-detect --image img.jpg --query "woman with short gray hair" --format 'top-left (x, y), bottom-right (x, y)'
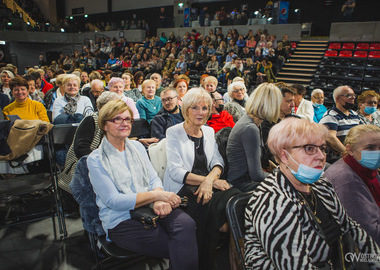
top-left (311, 88), bottom-right (327, 123)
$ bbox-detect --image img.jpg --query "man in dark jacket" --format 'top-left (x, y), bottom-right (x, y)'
top-left (150, 88), bottom-right (184, 140)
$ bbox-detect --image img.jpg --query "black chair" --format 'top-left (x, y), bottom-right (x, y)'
top-left (70, 156), bottom-right (159, 270)
top-left (226, 192), bottom-right (254, 270)
top-left (129, 118), bottom-right (150, 139)
top-left (0, 131), bottom-right (67, 239)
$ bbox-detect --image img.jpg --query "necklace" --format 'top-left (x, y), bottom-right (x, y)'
top-left (298, 186), bottom-right (321, 224)
top-left (187, 134), bottom-right (201, 149)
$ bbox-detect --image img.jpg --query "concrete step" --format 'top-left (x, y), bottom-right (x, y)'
top-left (285, 62), bottom-right (319, 67)
top-left (295, 47), bottom-right (326, 51)
top-left (299, 40), bottom-right (329, 43)
top-left (276, 77), bottom-right (312, 83)
top-left (294, 51), bottom-right (325, 55)
top-left (278, 72), bottom-right (313, 77)
top-left (291, 54), bottom-right (323, 59)
top-left (288, 59), bottom-right (321, 63)
top-left (281, 67), bottom-right (316, 72)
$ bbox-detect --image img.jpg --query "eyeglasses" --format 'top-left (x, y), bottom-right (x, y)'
top-left (312, 96), bottom-right (324, 100)
top-left (365, 100), bottom-right (378, 106)
top-left (189, 106), bottom-right (209, 112)
top-left (233, 88), bottom-right (245, 93)
top-left (161, 96), bottom-right (177, 103)
top-left (339, 94), bottom-right (356, 99)
top-left (213, 98), bottom-right (224, 101)
top-left (291, 144), bottom-right (329, 155)
top-left (107, 117), bottom-right (134, 125)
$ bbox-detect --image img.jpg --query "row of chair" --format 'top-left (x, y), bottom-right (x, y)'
top-left (328, 42), bottom-right (380, 50)
top-left (310, 77), bottom-right (379, 93)
top-left (324, 50), bottom-right (380, 58)
top-left (315, 68), bottom-right (380, 81)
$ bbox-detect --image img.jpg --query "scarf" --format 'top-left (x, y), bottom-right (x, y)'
top-left (235, 98), bottom-right (246, 108)
top-left (98, 136), bottom-right (149, 195)
top-left (343, 154), bottom-right (380, 207)
top-left (63, 93), bottom-right (80, 115)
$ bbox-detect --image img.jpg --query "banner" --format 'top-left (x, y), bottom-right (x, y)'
top-left (278, 1), bottom-right (289, 24)
top-left (184, 8), bottom-right (190, 27)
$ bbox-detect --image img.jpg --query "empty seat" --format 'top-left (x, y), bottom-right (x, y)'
top-left (368, 51), bottom-right (380, 58)
top-left (320, 58), bottom-right (335, 65)
top-left (370, 43), bottom-right (380, 50)
top-left (356, 43), bottom-right (369, 50)
top-left (330, 68), bottom-right (347, 77)
top-left (324, 50), bottom-right (338, 57)
top-left (328, 43), bottom-right (341, 49)
top-left (364, 70), bottom-right (380, 81)
top-left (347, 69), bottom-right (364, 78)
top-left (315, 68), bottom-right (331, 76)
top-left (350, 58), bottom-right (366, 67)
top-left (342, 43), bottom-right (355, 50)
top-left (353, 51), bottom-right (368, 58)
top-left (335, 58), bottom-right (351, 66)
top-left (338, 50), bottom-right (353, 57)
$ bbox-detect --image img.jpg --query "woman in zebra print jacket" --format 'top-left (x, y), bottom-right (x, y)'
top-left (244, 118), bottom-right (380, 269)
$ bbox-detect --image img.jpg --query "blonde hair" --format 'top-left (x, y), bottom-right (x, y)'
top-left (182, 88), bottom-right (212, 122)
top-left (245, 83), bottom-right (282, 123)
top-left (62, 74), bottom-right (81, 87)
top-left (344, 125), bottom-right (380, 155)
top-left (56, 74), bottom-right (65, 86)
top-left (204, 76), bottom-right (218, 87)
top-left (98, 99), bottom-right (133, 131)
top-left (268, 118), bottom-right (329, 162)
top-left (141, 79), bottom-right (156, 92)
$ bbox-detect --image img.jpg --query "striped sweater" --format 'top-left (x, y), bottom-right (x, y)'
top-left (244, 170), bottom-right (380, 269)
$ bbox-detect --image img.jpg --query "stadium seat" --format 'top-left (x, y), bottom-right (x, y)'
top-left (338, 50), bottom-right (353, 57)
top-left (353, 51), bottom-right (368, 58)
top-left (320, 58), bottom-right (335, 66)
top-left (328, 43), bottom-right (341, 49)
top-left (324, 50), bottom-right (338, 57)
top-left (356, 43), bottom-right (369, 50)
top-left (342, 43), bottom-right (355, 50)
top-left (291, 42), bottom-right (297, 49)
top-left (370, 43), bottom-right (380, 50)
top-left (368, 51), bottom-right (380, 58)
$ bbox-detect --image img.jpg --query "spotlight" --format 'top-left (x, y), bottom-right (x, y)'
top-left (46, 22), bottom-right (50, 26)
top-left (254, 11), bottom-right (259, 15)
top-left (84, 14), bottom-right (88, 18)
top-left (295, 9), bottom-right (299, 13)
top-left (7, 22), bottom-right (12, 26)
top-left (268, 17), bottom-right (273, 22)
top-left (61, 28), bottom-right (65, 32)
top-left (178, 3), bottom-right (184, 8)
top-left (27, 22), bottom-right (30, 25)
top-left (70, 16), bottom-right (73, 20)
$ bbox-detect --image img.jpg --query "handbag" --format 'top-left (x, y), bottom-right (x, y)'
top-left (130, 197), bottom-right (188, 230)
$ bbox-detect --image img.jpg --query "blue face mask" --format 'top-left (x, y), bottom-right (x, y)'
top-left (358, 150), bottom-right (380, 170)
top-left (364, 106), bottom-right (377, 115)
top-left (313, 103), bottom-right (323, 108)
top-left (286, 151), bottom-right (323, 184)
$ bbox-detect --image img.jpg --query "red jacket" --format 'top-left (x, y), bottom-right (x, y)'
top-left (207, 111), bottom-right (235, 133)
top-left (41, 79), bottom-right (54, 94)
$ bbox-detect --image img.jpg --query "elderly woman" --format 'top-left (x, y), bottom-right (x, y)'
top-left (227, 83), bottom-right (282, 192)
top-left (0, 70), bottom-right (14, 100)
top-left (173, 79), bottom-right (188, 106)
top-left (245, 118), bottom-right (380, 269)
top-left (311, 88), bottom-right (327, 123)
top-left (52, 74), bottom-right (93, 124)
top-left (224, 81), bottom-right (248, 123)
top-left (203, 76), bottom-right (218, 93)
top-left (87, 100), bottom-right (198, 269)
top-left (136, 79), bottom-right (162, 123)
top-left (357, 90), bottom-right (380, 127)
top-left (325, 124), bottom-right (380, 245)
top-left (121, 72), bottom-right (142, 102)
top-left (3, 77), bottom-right (49, 122)
top-left (164, 88), bottom-right (240, 270)
top-left (108, 77), bottom-right (139, 119)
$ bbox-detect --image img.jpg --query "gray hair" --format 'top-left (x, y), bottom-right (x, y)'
top-left (96, 91), bottom-right (121, 110)
top-left (333, 85), bottom-right (350, 103)
top-left (91, 79), bottom-right (104, 89)
top-left (182, 88), bottom-right (212, 122)
top-left (228, 81), bottom-right (246, 98)
top-left (311, 88), bottom-right (324, 97)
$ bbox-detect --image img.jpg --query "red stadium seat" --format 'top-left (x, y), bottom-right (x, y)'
top-left (370, 43), bottom-right (380, 50)
top-left (338, 50), bottom-right (353, 57)
top-left (353, 51), bottom-right (368, 58)
top-left (328, 43), bottom-right (341, 49)
top-left (356, 43), bottom-right (369, 50)
top-left (342, 43), bottom-right (355, 50)
top-left (324, 50), bottom-right (338, 57)
top-left (369, 51), bottom-right (380, 58)
top-left (291, 42), bottom-right (297, 49)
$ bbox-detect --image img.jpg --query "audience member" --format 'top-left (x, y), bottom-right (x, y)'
top-left (325, 124), bottom-right (380, 245)
top-left (227, 83), bottom-right (282, 191)
top-left (121, 72), bottom-right (142, 102)
top-left (23, 74), bottom-right (44, 104)
top-left (207, 91), bottom-right (235, 133)
top-left (311, 88), bottom-right (327, 123)
top-left (245, 117), bottom-right (380, 269)
top-left (0, 70), bottom-right (14, 100)
top-left (174, 79), bottom-right (189, 106)
top-left (3, 77), bottom-right (49, 122)
top-left (82, 79), bottom-right (104, 111)
top-left (136, 79), bottom-right (162, 122)
top-left (224, 81), bottom-right (247, 122)
top-left (292, 84), bottom-right (314, 122)
top-left (151, 88), bottom-right (184, 141)
top-left (203, 76), bottom-right (218, 93)
top-left (357, 90), bottom-right (380, 127)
